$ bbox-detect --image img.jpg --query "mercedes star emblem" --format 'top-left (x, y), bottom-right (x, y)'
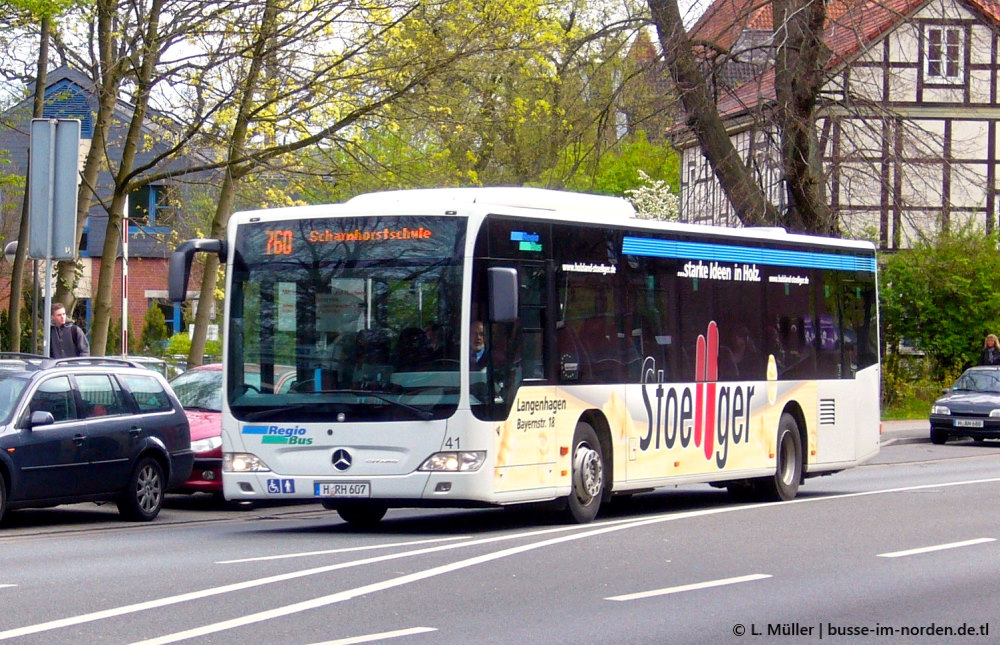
top-left (331, 449), bottom-right (353, 471)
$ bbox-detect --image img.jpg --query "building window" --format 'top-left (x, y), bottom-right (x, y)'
top-left (128, 185), bottom-right (174, 229)
top-left (925, 26), bottom-right (963, 81)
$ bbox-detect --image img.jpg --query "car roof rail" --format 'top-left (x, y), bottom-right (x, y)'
top-left (0, 352), bottom-right (47, 361)
top-left (42, 357), bottom-right (144, 370)
top-left (0, 352), bottom-right (48, 368)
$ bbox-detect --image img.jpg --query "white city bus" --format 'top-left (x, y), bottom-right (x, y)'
top-left (169, 187), bottom-right (880, 526)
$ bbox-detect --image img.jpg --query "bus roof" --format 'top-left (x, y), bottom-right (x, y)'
top-left (231, 187), bottom-right (875, 254)
top-left (345, 187), bottom-right (637, 219)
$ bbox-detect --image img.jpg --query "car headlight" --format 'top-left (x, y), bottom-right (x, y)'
top-left (191, 436), bottom-right (223, 453)
top-left (931, 405), bottom-right (950, 415)
top-left (990, 410), bottom-right (1000, 418)
top-left (224, 452), bottom-right (271, 472)
top-left (419, 451), bottom-right (486, 472)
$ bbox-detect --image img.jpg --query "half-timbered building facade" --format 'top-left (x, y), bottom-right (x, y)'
top-left (675, 0), bottom-right (1000, 249)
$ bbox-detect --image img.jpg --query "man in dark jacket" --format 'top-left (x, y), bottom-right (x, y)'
top-left (49, 302), bottom-right (90, 358)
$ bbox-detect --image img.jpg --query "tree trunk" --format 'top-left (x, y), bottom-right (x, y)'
top-left (54, 0), bottom-right (123, 316)
top-left (648, 0), bottom-right (778, 227)
top-left (91, 0), bottom-right (164, 355)
top-left (648, 0), bottom-right (836, 235)
top-left (188, 0), bottom-right (279, 368)
top-left (772, 0), bottom-right (837, 235)
top-left (9, 16), bottom-right (49, 353)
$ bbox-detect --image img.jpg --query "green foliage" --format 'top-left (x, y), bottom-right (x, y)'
top-left (880, 352), bottom-right (945, 419)
top-left (104, 316), bottom-right (135, 357)
top-left (560, 131), bottom-right (680, 196)
top-left (165, 331), bottom-right (221, 361)
top-left (0, 308), bottom-right (37, 353)
top-left (139, 306), bottom-right (169, 356)
top-left (880, 230), bottom-right (1000, 381)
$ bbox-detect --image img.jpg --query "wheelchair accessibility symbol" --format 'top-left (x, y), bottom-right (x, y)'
top-left (267, 478), bottom-right (295, 494)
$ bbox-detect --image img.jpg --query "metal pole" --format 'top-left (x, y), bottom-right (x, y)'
top-left (122, 214), bottom-right (128, 355)
top-left (42, 120), bottom-right (55, 357)
top-left (32, 260), bottom-right (38, 353)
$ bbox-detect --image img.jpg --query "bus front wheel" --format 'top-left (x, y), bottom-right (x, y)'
top-left (565, 422), bottom-right (604, 524)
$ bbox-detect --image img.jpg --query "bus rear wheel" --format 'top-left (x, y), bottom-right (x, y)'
top-left (756, 413), bottom-right (802, 501)
top-left (565, 422), bottom-right (604, 524)
top-left (336, 501), bottom-right (388, 528)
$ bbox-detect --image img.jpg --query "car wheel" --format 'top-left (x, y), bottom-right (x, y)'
top-left (755, 413), bottom-right (802, 501)
top-left (930, 428), bottom-right (949, 445)
top-left (117, 457), bottom-right (165, 521)
top-left (564, 421), bottom-right (604, 524)
top-left (336, 502), bottom-right (388, 528)
top-left (0, 475), bottom-right (6, 524)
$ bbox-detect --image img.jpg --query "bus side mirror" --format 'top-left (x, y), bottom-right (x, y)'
top-left (169, 239), bottom-right (228, 302)
top-left (488, 267), bottom-right (518, 323)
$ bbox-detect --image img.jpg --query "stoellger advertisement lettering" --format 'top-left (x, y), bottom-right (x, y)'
top-left (639, 321), bottom-right (754, 469)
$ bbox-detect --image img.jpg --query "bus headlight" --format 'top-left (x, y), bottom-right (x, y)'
top-left (224, 452), bottom-right (272, 472)
top-left (419, 451), bottom-right (486, 472)
top-left (931, 405), bottom-right (951, 415)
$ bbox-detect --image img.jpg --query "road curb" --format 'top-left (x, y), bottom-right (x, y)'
top-left (881, 436), bottom-right (927, 447)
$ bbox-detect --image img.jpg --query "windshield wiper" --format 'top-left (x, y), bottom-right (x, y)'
top-left (241, 404), bottom-right (318, 421)
top-left (308, 389), bottom-right (435, 420)
top-left (237, 390), bottom-right (436, 421)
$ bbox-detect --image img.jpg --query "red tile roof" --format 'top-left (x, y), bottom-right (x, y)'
top-left (688, 0), bottom-right (1000, 116)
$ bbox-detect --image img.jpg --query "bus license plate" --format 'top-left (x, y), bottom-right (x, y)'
top-left (954, 419), bottom-right (984, 428)
top-left (314, 481), bottom-right (370, 498)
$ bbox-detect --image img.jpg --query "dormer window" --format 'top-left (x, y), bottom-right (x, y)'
top-left (925, 25), bottom-right (963, 82)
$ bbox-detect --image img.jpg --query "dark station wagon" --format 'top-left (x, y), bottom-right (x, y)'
top-left (0, 355), bottom-right (193, 522)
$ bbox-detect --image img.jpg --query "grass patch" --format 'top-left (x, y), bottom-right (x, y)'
top-left (882, 379), bottom-right (943, 420)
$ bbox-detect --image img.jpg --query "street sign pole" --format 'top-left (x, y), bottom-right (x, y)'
top-left (28, 118), bottom-right (80, 357)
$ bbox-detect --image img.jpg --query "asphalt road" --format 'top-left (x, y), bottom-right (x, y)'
top-left (0, 427), bottom-right (997, 645)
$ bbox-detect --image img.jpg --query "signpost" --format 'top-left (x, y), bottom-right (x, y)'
top-left (28, 118), bottom-right (80, 355)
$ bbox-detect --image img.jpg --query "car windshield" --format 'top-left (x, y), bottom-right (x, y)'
top-left (169, 369), bottom-right (223, 411)
top-left (0, 374), bottom-right (29, 423)
top-left (952, 370), bottom-right (1000, 393)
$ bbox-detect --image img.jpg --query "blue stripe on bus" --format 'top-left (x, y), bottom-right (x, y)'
top-left (622, 236), bottom-right (876, 272)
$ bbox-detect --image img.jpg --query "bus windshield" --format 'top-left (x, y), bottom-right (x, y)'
top-left (227, 215), bottom-right (466, 422)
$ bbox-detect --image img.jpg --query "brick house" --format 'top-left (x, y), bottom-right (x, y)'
top-left (0, 66), bottom-right (215, 349)
top-left (673, 0), bottom-right (1000, 249)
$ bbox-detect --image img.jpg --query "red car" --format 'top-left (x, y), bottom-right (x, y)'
top-left (169, 364), bottom-right (223, 496)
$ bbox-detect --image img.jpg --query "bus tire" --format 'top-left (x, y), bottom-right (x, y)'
top-left (564, 422), bottom-right (604, 524)
top-left (756, 413), bottom-right (802, 501)
top-left (336, 502), bottom-right (388, 528)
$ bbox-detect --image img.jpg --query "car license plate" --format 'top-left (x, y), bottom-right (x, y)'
top-left (314, 481), bottom-right (370, 497)
top-left (954, 419), bottom-right (984, 428)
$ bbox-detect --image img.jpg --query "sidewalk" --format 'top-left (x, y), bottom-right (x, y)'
top-left (880, 418), bottom-right (927, 446)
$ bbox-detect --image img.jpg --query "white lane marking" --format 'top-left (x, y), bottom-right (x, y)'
top-left (308, 627), bottom-right (437, 645)
top-left (1, 475), bottom-right (999, 642)
top-left (605, 574), bottom-right (772, 601)
top-left (878, 537), bottom-right (996, 558)
top-left (130, 515), bottom-right (707, 645)
top-left (217, 536), bottom-right (471, 564)
top-left (0, 585), bottom-right (15, 589)
top-left (0, 521), bottom-right (603, 641)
